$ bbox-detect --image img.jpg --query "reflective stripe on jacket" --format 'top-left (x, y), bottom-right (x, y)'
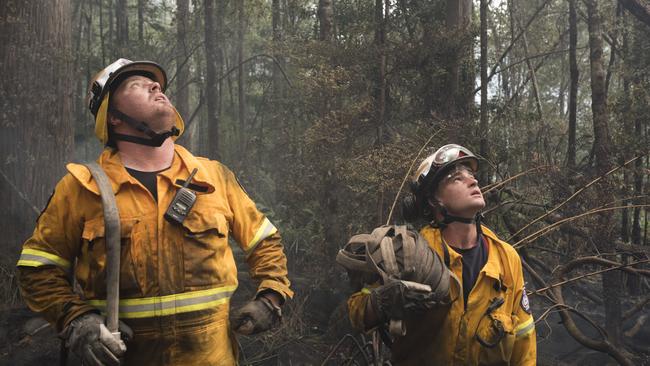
top-left (347, 225), bottom-right (536, 365)
top-left (17, 145), bottom-right (292, 365)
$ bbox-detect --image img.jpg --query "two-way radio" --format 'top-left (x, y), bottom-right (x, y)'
top-left (164, 168), bottom-right (199, 225)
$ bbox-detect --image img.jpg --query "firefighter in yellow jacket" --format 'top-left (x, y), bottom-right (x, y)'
top-left (347, 144), bottom-right (536, 365)
top-left (17, 59), bottom-right (293, 365)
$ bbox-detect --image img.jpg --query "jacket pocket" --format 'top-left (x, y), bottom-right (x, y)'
top-left (181, 207), bottom-right (232, 288)
top-left (477, 311), bottom-right (516, 366)
top-left (79, 217), bottom-right (143, 299)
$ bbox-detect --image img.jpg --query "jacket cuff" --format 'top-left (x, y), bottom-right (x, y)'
top-left (256, 279), bottom-right (294, 301)
top-left (59, 303), bottom-right (99, 333)
top-left (347, 290), bottom-right (372, 331)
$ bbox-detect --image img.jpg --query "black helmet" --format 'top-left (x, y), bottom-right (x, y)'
top-left (401, 144), bottom-right (479, 223)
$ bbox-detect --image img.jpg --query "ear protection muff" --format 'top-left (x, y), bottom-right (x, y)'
top-left (400, 193), bottom-right (419, 222)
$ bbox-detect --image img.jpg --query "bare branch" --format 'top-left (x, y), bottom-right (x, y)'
top-left (527, 258), bottom-right (650, 296)
top-left (474, 0), bottom-right (554, 95)
top-left (386, 130), bottom-right (441, 224)
top-left (548, 255), bottom-right (638, 365)
top-left (0, 167), bottom-right (40, 215)
top-left (623, 296), bottom-right (650, 321)
top-left (218, 53), bottom-right (293, 88)
top-left (508, 155), bottom-right (646, 241)
top-left (514, 204), bottom-right (650, 248)
top-left (481, 165), bottom-right (552, 194)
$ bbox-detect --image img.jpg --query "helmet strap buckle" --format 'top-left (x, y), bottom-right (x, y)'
top-left (108, 107), bottom-right (179, 147)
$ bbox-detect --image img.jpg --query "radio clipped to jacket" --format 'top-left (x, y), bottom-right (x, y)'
top-left (164, 168), bottom-right (199, 225)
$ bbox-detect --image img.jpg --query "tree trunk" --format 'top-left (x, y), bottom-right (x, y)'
top-left (216, 0), bottom-right (224, 121)
top-left (586, 0), bottom-right (622, 346)
top-left (445, 0), bottom-right (473, 117)
top-left (567, 0), bottom-right (578, 172)
top-left (519, 26), bottom-right (543, 119)
top-left (108, 0), bottom-right (114, 57)
top-left (204, 0), bottom-right (220, 159)
top-left (630, 18), bottom-right (644, 247)
top-left (0, 0), bottom-right (74, 264)
top-left (318, 0), bottom-right (334, 41)
top-left (116, 0), bottom-right (128, 51)
top-left (176, 0), bottom-right (190, 119)
top-left (375, 0), bottom-right (388, 223)
top-left (138, 0), bottom-right (145, 42)
top-left (316, 0), bottom-right (340, 257)
top-left (237, 0), bottom-right (246, 161)
top-left (272, 0), bottom-right (283, 95)
top-left (375, 0), bottom-right (386, 143)
top-left (479, 0), bottom-right (489, 183)
top-left (99, 0), bottom-right (106, 65)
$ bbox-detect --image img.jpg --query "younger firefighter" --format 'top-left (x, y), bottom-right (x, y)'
top-left (17, 59), bottom-right (292, 365)
top-left (347, 144), bottom-right (536, 365)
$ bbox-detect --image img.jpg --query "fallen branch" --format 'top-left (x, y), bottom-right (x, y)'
top-left (320, 333), bottom-right (372, 366)
top-left (508, 154), bottom-right (645, 241)
top-left (623, 314), bottom-right (647, 338)
top-left (482, 199), bottom-right (519, 216)
top-left (514, 204), bottom-right (650, 248)
top-left (548, 256), bottom-right (639, 366)
top-left (527, 258), bottom-right (650, 297)
top-left (623, 296), bottom-right (650, 321)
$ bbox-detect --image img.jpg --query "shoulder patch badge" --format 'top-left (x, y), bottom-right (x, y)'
top-left (520, 287), bottom-right (531, 314)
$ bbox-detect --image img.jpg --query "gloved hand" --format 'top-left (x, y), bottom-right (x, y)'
top-left (230, 296), bottom-right (282, 335)
top-left (60, 312), bottom-right (133, 366)
top-left (369, 280), bottom-right (436, 323)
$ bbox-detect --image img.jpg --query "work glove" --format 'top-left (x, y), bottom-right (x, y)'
top-left (60, 312), bottom-right (133, 366)
top-left (230, 296), bottom-right (282, 335)
top-left (369, 279), bottom-right (437, 323)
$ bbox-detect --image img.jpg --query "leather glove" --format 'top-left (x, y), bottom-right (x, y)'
top-left (60, 312), bottom-right (133, 366)
top-left (369, 280), bottom-right (436, 323)
top-left (230, 296), bottom-right (281, 335)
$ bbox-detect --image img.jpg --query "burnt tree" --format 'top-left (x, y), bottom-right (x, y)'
top-left (0, 0), bottom-right (74, 268)
top-left (586, 0), bottom-right (624, 346)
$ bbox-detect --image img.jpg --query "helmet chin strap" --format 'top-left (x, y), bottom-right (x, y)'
top-left (109, 108), bottom-right (179, 147)
top-left (435, 207), bottom-right (485, 239)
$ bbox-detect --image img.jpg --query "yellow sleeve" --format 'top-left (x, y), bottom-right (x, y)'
top-left (510, 256), bottom-right (537, 365)
top-left (223, 167), bottom-right (293, 300)
top-left (16, 175), bottom-right (96, 332)
top-left (347, 289), bottom-right (371, 331)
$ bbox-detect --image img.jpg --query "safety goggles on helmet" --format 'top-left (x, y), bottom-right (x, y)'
top-left (413, 144), bottom-right (479, 194)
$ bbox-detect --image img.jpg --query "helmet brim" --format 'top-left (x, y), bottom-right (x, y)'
top-left (106, 61), bottom-right (167, 91)
top-left (89, 60), bottom-right (167, 117)
top-left (428, 156), bottom-right (479, 189)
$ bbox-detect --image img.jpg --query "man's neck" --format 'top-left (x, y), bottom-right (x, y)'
top-left (441, 221), bottom-right (478, 250)
top-left (116, 138), bottom-right (175, 171)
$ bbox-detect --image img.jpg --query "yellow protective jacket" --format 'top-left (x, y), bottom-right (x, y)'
top-left (17, 145), bottom-right (293, 365)
top-left (348, 225), bottom-right (536, 365)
